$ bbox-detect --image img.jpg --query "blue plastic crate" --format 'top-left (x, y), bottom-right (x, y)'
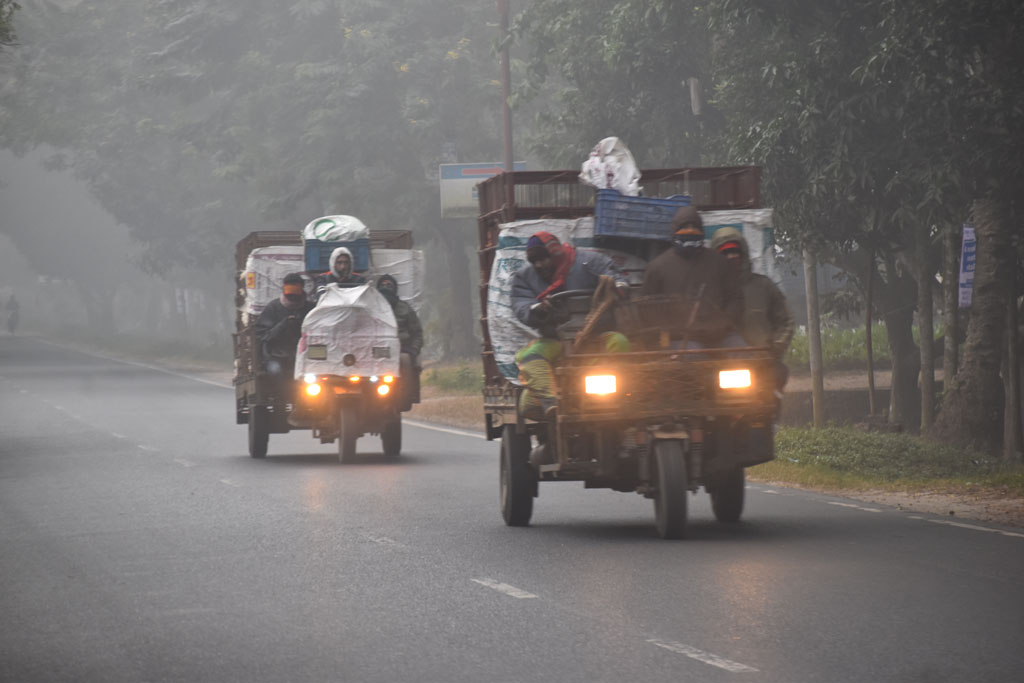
top-left (594, 189), bottom-right (691, 241)
top-left (304, 238), bottom-right (371, 274)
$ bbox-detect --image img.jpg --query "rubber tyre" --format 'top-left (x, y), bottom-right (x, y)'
top-left (711, 466), bottom-right (745, 523)
top-left (500, 426), bottom-right (535, 527)
top-left (338, 406), bottom-right (358, 463)
top-left (248, 404), bottom-right (269, 459)
top-left (653, 440), bottom-right (688, 539)
top-left (381, 415), bottom-right (402, 458)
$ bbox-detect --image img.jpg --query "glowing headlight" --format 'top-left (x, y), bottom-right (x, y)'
top-left (303, 373), bottom-right (317, 384)
top-left (305, 383), bottom-right (322, 397)
top-left (370, 376), bottom-right (379, 383)
top-left (719, 369), bottom-right (752, 389)
top-left (376, 384), bottom-right (391, 397)
top-left (383, 375), bottom-right (394, 384)
top-left (584, 374), bottom-right (617, 395)
top-left (349, 376), bottom-right (361, 383)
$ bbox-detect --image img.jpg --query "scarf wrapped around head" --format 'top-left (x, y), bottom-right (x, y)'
top-left (526, 231), bottom-right (576, 299)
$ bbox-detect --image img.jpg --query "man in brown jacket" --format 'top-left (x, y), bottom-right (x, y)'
top-left (710, 227), bottom-right (795, 391)
top-left (640, 206), bottom-right (744, 348)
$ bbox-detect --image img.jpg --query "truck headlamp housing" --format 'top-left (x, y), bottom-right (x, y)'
top-left (719, 369), bottom-right (752, 389)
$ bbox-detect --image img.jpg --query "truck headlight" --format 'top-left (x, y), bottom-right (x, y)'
top-left (305, 382), bottom-right (322, 397)
top-left (377, 384), bottom-right (391, 397)
top-left (719, 369), bottom-right (752, 389)
top-left (584, 374), bottom-right (617, 395)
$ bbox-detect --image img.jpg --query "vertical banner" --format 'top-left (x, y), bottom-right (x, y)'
top-left (958, 224), bottom-right (976, 308)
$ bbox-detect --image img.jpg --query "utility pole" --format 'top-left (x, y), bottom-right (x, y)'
top-left (499, 0), bottom-right (513, 173)
top-left (803, 248), bottom-right (825, 427)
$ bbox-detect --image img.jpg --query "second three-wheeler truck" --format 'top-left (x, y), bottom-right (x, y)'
top-left (477, 167), bottom-right (778, 538)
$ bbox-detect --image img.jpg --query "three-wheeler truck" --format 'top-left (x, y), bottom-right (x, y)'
top-left (476, 167), bottom-right (778, 538)
top-left (233, 229), bottom-right (417, 461)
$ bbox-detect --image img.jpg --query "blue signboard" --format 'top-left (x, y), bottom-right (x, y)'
top-left (958, 224), bottom-right (976, 308)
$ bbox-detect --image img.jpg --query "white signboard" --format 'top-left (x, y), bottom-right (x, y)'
top-left (958, 224), bottom-right (976, 308)
top-left (439, 161), bottom-right (525, 219)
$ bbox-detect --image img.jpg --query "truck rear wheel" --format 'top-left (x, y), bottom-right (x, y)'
top-left (500, 425), bottom-right (535, 527)
top-left (338, 406), bottom-right (358, 463)
top-left (711, 466), bottom-right (745, 522)
top-left (653, 440), bottom-right (688, 539)
top-left (381, 415), bottom-right (402, 458)
top-left (248, 405), bottom-right (269, 459)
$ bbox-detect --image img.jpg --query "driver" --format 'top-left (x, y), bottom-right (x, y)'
top-left (509, 231), bottom-right (630, 423)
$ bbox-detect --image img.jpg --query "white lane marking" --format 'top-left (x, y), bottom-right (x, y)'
top-left (110, 432), bottom-right (127, 440)
top-left (404, 419), bottom-right (486, 440)
top-left (471, 578), bottom-right (537, 599)
top-left (358, 532), bottom-right (406, 548)
top-left (829, 501), bottom-right (883, 513)
top-left (219, 478), bottom-right (243, 488)
top-left (138, 445), bottom-right (158, 452)
top-left (908, 516), bottom-right (1024, 539)
top-left (762, 489), bottom-right (781, 495)
top-left (647, 639), bottom-right (759, 673)
top-left (19, 389), bottom-right (27, 394)
top-left (173, 458), bottom-right (197, 468)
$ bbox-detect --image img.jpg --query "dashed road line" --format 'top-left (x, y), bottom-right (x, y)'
top-left (358, 532), bottom-right (406, 548)
top-left (138, 445), bottom-right (158, 452)
top-left (219, 478), bottom-right (243, 488)
top-left (110, 432), bottom-right (127, 440)
top-left (828, 501), bottom-right (883, 513)
top-left (471, 578), bottom-right (537, 599)
top-left (647, 639), bottom-right (758, 673)
top-left (173, 458), bottom-right (197, 468)
top-left (403, 419), bottom-right (486, 440)
top-left (908, 515), bottom-right (1024, 539)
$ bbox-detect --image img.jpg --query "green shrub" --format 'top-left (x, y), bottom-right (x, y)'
top-left (422, 362), bottom-right (482, 394)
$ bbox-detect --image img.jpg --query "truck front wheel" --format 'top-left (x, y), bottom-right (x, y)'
top-left (500, 425), bottom-right (535, 526)
top-left (248, 405), bottom-right (269, 459)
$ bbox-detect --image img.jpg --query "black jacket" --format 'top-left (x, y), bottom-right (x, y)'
top-left (253, 298), bottom-right (314, 360)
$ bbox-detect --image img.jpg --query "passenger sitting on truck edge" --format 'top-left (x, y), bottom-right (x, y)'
top-left (314, 246), bottom-right (367, 300)
top-left (710, 227), bottom-right (795, 404)
top-left (640, 206), bottom-right (745, 350)
top-left (376, 273), bottom-right (423, 406)
top-left (509, 231), bottom-right (630, 423)
top-left (253, 272), bottom-right (315, 384)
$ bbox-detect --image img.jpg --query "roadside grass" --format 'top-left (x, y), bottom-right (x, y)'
top-left (41, 327), bottom-right (232, 371)
top-left (421, 361), bottom-right (483, 395)
top-left (750, 426), bottom-right (1024, 497)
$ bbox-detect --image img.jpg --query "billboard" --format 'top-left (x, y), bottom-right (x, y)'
top-left (439, 161), bottom-right (526, 218)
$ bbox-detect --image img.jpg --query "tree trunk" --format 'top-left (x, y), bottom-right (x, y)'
top-left (942, 223), bottom-right (961, 385)
top-left (866, 253), bottom-right (876, 416)
top-left (1005, 278), bottom-right (1022, 462)
top-left (439, 220), bottom-right (479, 360)
top-left (803, 248), bottom-right (825, 427)
top-left (917, 229), bottom-right (935, 430)
top-left (885, 302), bottom-right (920, 428)
top-left (931, 199), bottom-right (1012, 452)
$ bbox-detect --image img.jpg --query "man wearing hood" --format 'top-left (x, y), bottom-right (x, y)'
top-left (640, 206), bottom-right (743, 348)
top-left (710, 227), bottom-right (794, 391)
top-left (253, 272), bottom-right (314, 381)
top-left (315, 246), bottom-right (367, 300)
top-left (377, 274), bottom-right (423, 406)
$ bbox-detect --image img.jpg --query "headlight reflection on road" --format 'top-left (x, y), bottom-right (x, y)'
top-left (304, 477), bottom-right (328, 512)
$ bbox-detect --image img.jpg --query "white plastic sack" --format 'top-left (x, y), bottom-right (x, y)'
top-left (367, 248), bottom-right (425, 312)
top-left (241, 246), bottom-right (306, 323)
top-left (295, 284), bottom-right (400, 379)
top-left (703, 209), bottom-right (777, 281)
top-left (579, 137), bottom-right (642, 196)
top-left (486, 217), bottom-right (648, 383)
top-left (302, 215), bottom-right (369, 242)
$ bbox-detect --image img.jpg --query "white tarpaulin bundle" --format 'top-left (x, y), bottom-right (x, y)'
top-left (295, 284), bottom-right (400, 379)
top-left (486, 217), bottom-right (648, 383)
top-left (302, 215), bottom-right (369, 242)
top-left (578, 137), bottom-right (642, 196)
top-left (241, 246), bottom-right (306, 323)
top-left (367, 249), bottom-right (425, 312)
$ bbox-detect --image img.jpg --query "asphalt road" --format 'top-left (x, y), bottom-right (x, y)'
top-left (2, 335), bottom-right (1023, 683)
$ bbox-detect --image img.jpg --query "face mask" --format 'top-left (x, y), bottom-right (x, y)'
top-left (672, 237), bottom-right (704, 255)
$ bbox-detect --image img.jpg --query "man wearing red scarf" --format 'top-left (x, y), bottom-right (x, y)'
top-left (510, 231), bottom-right (627, 336)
